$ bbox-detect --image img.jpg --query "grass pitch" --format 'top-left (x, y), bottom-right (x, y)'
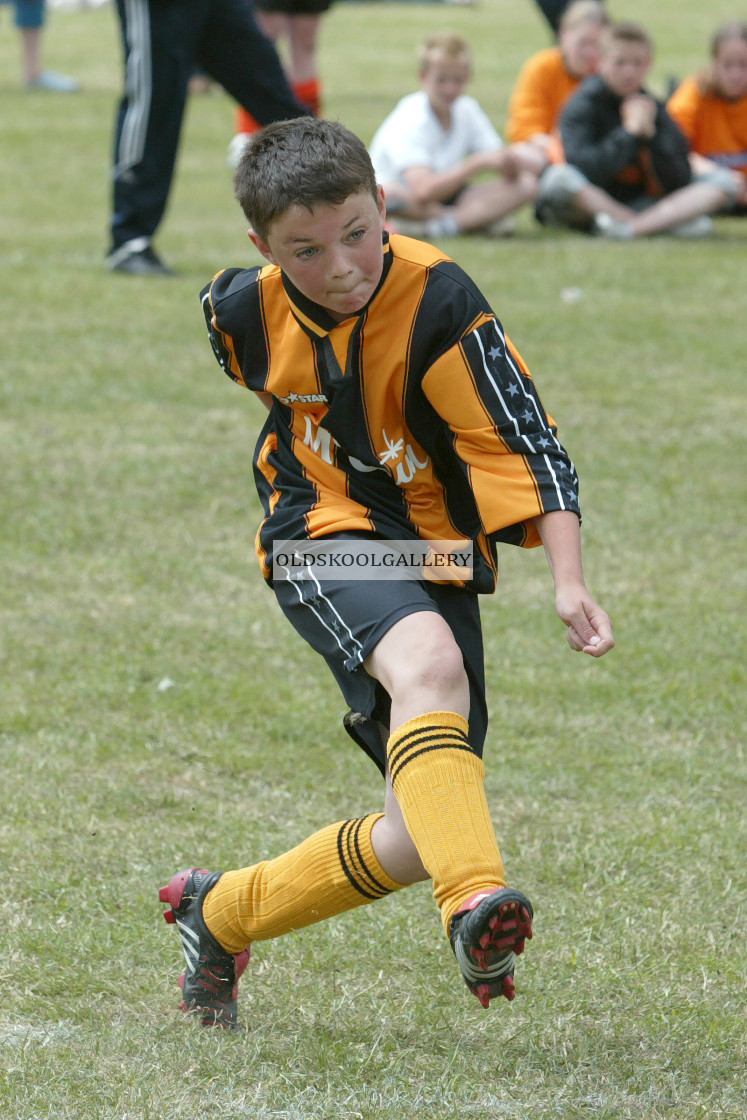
top-left (1, 1), bottom-right (745, 1117)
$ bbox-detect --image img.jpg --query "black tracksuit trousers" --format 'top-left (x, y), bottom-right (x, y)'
top-left (110, 0), bottom-right (307, 253)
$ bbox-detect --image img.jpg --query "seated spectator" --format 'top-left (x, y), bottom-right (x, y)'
top-left (667, 20), bottom-right (747, 215)
top-left (369, 32), bottom-right (540, 239)
top-left (538, 21), bottom-right (732, 238)
top-left (507, 0), bottom-right (609, 168)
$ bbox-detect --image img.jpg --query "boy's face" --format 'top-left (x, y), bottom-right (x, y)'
top-left (420, 56), bottom-right (471, 115)
top-left (250, 188), bottom-right (387, 321)
top-left (714, 38), bottom-right (747, 101)
top-left (560, 20), bottom-right (603, 79)
top-left (599, 39), bottom-right (651, 97)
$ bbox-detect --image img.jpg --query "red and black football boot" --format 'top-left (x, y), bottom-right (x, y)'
top-left (159, 867), bottom-right (250, 1029)
top-left (448, 887), bottom-right (533, 1008)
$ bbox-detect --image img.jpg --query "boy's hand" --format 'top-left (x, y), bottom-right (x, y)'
top-left (621, 94), bottom-right (657, 139)
top-left (554, 585), bottom-right (614, 658)
top-left (492, 148), bottom-right (523, 179)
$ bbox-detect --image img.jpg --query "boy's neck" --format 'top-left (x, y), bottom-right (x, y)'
top-left (429, 99), bottom-right (452, 130)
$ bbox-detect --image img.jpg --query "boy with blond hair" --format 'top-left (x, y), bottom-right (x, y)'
top-left (159, 117), bottom-right (614, 1029)
top-left (369, 32), bottom-right (541, 238)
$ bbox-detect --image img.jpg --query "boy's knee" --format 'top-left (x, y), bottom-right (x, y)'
top-left (367, 611), bottom-right (467, 702)
top-left (517, 169), bottom-right (539, 200)
top-left (404, 635), bottom-right (466, 696)
top-left (538, 162), bottom-right (589, 206)
top-left (695, 166), bottom-right (739, 202)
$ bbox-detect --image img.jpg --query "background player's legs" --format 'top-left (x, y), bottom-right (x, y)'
top-left (109, 0), bottom-right (196, 262)
top-left (198, 0), bottom-right (306, 127)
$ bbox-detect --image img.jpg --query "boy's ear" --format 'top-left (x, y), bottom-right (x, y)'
top-left (376, 184), bottom-right (387, 220)
top-left (248, 228), bottom-right (276, 264)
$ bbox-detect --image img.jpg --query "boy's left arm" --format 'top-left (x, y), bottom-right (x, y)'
top-left (533, 509), bottom-right (614, 658)
top-left (649, 103), bottom-right (692, 192)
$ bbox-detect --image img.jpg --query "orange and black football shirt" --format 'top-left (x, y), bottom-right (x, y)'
top-left (201, 233), bottom-right (580, 593)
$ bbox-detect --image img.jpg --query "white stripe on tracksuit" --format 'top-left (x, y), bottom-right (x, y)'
top-left (114, 0), bottom-right (152, 177)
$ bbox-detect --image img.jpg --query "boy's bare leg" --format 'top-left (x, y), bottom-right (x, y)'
top-left (371, 768), bottom-right (429, 884)
top-left (629, 180), bottom-right (727, 236)
top-left (286, 14), bottom-right (322, 82)
top-left (453, 172), bottom-right (537, 231)
top-left (21, 28), bottom-right (42, 84)
top-left (571, 183), bottom-right (637, 223)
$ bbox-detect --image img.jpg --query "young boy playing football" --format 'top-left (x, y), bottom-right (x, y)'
top-left (158, 117), bottom-right (614, 1028)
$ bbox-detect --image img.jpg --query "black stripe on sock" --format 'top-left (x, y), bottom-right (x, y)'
top-left (389, 739), bottom-right (476, 787)
top-left (337, 819), bottom-right (386, 900)
top-left (349, 815), bottom-right (393, 898)
top-left (388, 728), bottom-right (471, 779)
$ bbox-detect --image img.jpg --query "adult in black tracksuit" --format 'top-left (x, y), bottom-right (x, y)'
top-left (108, 0), bottom-right (311, 275)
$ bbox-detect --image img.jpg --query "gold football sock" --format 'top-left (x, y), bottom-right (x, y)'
top-left (202, 813), bottom-right (403, 953)
top-left (386, 711), bottom-right (505, 935)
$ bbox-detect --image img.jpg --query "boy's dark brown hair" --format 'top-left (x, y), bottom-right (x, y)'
top-left (601, 21), bottom-right (653, 56)
top-left (233, 117), bottom-right (379, 242)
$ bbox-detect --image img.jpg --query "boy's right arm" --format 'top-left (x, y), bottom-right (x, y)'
top-left (533, 510), bottom-right (614, 658)
top-left (402, 149), bottom-right (509, 204)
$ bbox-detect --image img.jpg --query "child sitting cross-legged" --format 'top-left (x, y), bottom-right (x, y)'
top-left (369, 32), bottom-right (543, 239)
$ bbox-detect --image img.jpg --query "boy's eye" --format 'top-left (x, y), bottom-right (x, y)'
top-left (296, 247), bottom-right (317, 260)
top-left (348, 228), bottom-right (365, 242)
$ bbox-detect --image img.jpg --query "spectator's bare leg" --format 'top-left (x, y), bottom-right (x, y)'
top-left (629, 181), bottom-right (728, 236)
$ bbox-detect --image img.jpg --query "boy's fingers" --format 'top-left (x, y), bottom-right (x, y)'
top-left (566, 618), bottom-right (615, 657)
top-left (565, 625), bottom-right (585, 652)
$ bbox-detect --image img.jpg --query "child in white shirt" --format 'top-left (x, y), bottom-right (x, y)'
top-left (370, 32), bottom-right (543, 237)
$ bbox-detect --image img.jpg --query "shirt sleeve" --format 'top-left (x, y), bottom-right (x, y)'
top-left (666, 77), bottom-right (699, 147)
top-left (200, 266), bottom-right (266, 390)
top-left (421, 316), bottom-right (580, 547)
top-left (370, 102), bottom-right (436, 175)
top-left (506, 53), bottom-right (557, 142)
top-left (648, 103), bottom-right (692, 190)
top-left (465, 100), bottom-right (504, 153)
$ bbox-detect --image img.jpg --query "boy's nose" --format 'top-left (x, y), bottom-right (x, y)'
top-left (329, 250), bottom-right (353, 277)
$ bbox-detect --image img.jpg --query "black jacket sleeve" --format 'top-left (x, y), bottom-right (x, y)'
top-left (647, 104), bottom-right (692, 192)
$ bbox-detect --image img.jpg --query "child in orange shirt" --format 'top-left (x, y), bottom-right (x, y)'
top-left (667, 20), bottom-right (747, 212)
top-left (506, 0), bottom-right (609, 168)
